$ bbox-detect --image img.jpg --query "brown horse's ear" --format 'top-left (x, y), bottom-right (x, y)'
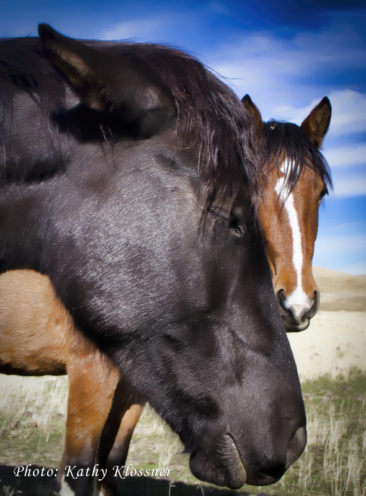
top-left (301, 97), bottom-right (331, 147)
top-left (241, 94), bottom-right (264, 130)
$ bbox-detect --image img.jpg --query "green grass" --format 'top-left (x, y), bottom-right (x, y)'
top-left (0, 370), bottom-right (365, 495)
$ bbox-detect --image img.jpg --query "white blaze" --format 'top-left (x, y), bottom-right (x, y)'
top-left (274, 159), bottom-right (311, 315)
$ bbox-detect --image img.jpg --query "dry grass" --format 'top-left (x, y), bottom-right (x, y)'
top-left (0, 370), bottom-right (365, 495)
top-left (0, 376), bottom-right (67, 468)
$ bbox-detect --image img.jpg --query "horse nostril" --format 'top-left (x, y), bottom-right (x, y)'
top-left (286, 425), bottom-right (307, 468)
top-left (307, 290), bottom-right (319, 319)
top-left (277, 289), bottom-right (287, 310)
top-left (259, 462), bottom-right (286, 480)
top-left (301, 290), bottom-right (319, 321)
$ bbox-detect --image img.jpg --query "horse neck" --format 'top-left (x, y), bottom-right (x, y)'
top-left (0, 183), bottom-right (52, 273)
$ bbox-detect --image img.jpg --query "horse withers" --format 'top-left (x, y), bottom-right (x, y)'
top-left (0, 25), bottom-right (306, 495)
top-left (242, 95), bottom-right (332, 331)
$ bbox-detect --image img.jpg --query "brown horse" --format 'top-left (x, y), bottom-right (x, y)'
top-left (0, 97), bottom-right (330, 495)
top-left (0, 270), bottom-right (142, 496)
top-left (242, 95), bottom-right (332, 331)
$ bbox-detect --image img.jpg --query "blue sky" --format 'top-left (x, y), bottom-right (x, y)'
top-left (1, 0), bottom-right (365, 274)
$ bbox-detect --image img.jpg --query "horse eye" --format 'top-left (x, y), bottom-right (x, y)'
top-left (229, 214), bottom-right (246, 238)
top-left (209, 204), bottom-right (247, 237)
top-left (319, 187), bottom-right (328, 201)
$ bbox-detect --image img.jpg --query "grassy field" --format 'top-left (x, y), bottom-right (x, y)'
top-left (0, 370), bottom-right (365, 496)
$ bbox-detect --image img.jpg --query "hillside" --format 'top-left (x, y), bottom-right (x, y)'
top-left (288, 267), bottom-right (366, 379)
top-left (314, 266), bottom-right (366, 312)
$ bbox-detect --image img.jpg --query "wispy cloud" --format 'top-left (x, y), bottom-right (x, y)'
top-left (274, 90), bottom-right (366, 137)
top-left (314, 219), bottom-right (366, 274)
top-left (329, 90), bottom-right (366, 136)
top-left (206, 25), bottom-right (366, 206)
top-left (207, 24), bottom-right (366, 122)
top-left (314, 232), bottom-right (366, 274)
top-left (316, 233), bottom-right (366, 255)
top-left (99, 17), bottom-right (168, 41)
top-left (325, 144), bottom-right (366, 168)
top-left (332, 174), bottom-right (366, 197)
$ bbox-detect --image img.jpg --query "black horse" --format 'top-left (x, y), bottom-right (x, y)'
top-left (0, 25), bottom-right (306, 495)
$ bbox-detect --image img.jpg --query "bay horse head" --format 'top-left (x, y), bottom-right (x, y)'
top-left (0, 25), bottom-right (306, 491)
top-left (243, 95), bottom-right (332, 332)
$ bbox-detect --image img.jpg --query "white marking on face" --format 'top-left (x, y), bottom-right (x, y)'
top-left (274, 159), bottom-right (311, 316)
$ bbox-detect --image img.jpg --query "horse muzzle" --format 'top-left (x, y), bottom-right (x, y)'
top-left (189, 421), bottom-right (306, 488)
top-left (277, 289), bottom-right (319, 332)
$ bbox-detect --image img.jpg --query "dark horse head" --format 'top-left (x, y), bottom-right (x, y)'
top-left (0, 25), bottom-right (306, 489)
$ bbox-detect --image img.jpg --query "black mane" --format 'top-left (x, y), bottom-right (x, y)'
top-left (263, 121), bottom-right (332, 192)
top-left (0, 37), bottom-right (260, 207)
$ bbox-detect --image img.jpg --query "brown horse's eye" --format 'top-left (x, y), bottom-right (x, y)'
top-left (319, 187), bottom-right (328, 201)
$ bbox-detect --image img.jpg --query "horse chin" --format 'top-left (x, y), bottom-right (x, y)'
top-left (189, 433), bottom-right (247, 489)
top-left (280, 311), bottom-right (311, 332)
top-left (285, 318), bottom-right (311, 332)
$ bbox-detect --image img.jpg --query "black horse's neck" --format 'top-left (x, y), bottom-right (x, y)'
top-left (0, 184), bottom-right (52, 273)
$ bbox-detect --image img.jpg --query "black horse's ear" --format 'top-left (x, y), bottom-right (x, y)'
top-left (241, 94), bottom-right (264, 130)
top-left (301, 97), bottom-right (331, 147)
top-left (38, 24), bottom-right (175, 121)
top-left (38, 24), bottom-right (107, 110)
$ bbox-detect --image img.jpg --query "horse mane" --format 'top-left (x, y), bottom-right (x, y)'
top-left (0, 38), bottom-right (67, 184)
top-left (0, 37), bottom-right (260, 208)
top-left (263, 121), bottom-right (332, 191)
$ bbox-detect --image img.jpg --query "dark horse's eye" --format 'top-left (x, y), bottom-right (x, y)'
top-left (229, 210), bottom-right (247, 238)
top-left (209, 204), bottom-right (247, 238)
top-left (319, 187), bottom-right (328, 201)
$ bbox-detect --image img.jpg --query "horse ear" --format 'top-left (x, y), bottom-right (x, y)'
top-left (38, 24), bottom-right (108, 110)
top-left (241, 94), bottom-right (264, 130)
top-left (301, 97), bottom-right (331, 147)
top-left (38, 24), bottom-right (175, 124)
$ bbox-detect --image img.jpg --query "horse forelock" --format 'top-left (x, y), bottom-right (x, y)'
top-left (263, 121), bottom-right (332, 194)
top-left (0, 38), bottom-right (260, 209)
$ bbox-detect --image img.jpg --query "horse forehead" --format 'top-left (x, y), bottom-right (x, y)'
top-left (269, 157), bottom-right (324, 197)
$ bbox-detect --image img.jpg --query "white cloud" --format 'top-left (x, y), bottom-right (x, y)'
top-left (316, 234), bottom-right (366, 255)
top-left (314, 230), bottom-right (366, 274)
top-left (208, 32), bottom-right (304, 105)
top-left (325, 144), bottom-right (366, 168)
top-left (207, 25), bottom-right (366, 129)
top-left (332, 174), bottom-right (366, 197)
top-left (99, 17), bottom-right (167, 41)
top-left (329, 90), bottom-right (366, 135)
top-left (273, 90), bottom-right (366, 137)
top-left (206, 28), bottom-right (366, 200)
